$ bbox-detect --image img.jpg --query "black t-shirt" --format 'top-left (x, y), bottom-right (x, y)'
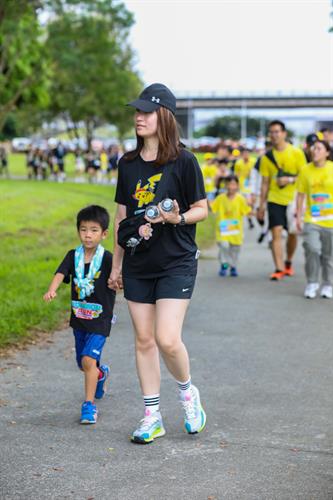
top-left (56, 249), bottom-right (116, 337)
top-left (115, 149), bottom-right (206, 278)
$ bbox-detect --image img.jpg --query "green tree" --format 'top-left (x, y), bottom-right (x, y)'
top-left (46, 0), bottom-right (141, 146)
top-left (195, 115), bottom-right (265, 140)
top-left (0, 1), bottom-right (50, 130)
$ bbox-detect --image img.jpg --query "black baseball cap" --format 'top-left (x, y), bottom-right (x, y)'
top-left (127, 83), bottom-right (176, 115)
top-left (306, 133), bottom-right (318, 146)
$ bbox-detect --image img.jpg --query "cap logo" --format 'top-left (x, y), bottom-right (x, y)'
top-left (151, 96), bottom-right (160, 103)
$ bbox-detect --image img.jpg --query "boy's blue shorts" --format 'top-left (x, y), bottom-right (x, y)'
top-left (73, 330), bottom-right (106, 369)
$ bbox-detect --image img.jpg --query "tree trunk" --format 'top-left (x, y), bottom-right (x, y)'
top-left (85, 119), bottom-right (94, 150)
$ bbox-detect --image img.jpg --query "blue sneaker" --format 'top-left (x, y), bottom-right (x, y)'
top-left (181, 385), bottom-right (206, 434)
top-left (95, 364), bottom-right (110, 400)
top-left (219, 264), bottom-right (228, 277)
top-left (230, 267), bottom-right (238, 277)
top-left (131, 410), bottom-right (166, 444)
top-left (80, 401), bottom-right (98, 424)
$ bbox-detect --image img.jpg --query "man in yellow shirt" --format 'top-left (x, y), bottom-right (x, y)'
top-left (296, 139), bottom-right (333, 299)
top-left (257, 120), bottom-right (306, 280)
top-left (211, 175), bottom-right (251, 277)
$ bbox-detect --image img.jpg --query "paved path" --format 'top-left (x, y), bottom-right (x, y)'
top-left (1, 230), bottom-right (333, 500)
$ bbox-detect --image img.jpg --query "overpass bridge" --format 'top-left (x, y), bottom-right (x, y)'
top-left (174, 91), bottom-right (333, 138)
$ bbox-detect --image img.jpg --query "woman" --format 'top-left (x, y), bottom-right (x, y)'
top-left (108, 83), bottom-right (208, 443)
top-left (296, 139), bottom-right (333, 299)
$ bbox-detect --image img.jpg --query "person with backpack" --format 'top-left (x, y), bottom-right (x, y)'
top-left (108, 83), bottom-right (208, 444)
top-left (257, 120), bottom-right (306, 280)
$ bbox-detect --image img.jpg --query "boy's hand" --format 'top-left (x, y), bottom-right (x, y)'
top-left (108, 268), bottom-right (123, 291)
top-left (43, 290), bottom-right (57, 302)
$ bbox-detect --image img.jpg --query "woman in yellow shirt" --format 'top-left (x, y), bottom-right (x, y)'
top-left (211, 175), bottom-right (251, 277)
top-left (296, 140), bottom-right (333, 299)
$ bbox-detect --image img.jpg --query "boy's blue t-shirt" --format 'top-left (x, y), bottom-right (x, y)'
top-left (56, 249), bottom-right (115, 337)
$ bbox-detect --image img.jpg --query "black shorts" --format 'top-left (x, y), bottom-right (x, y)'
top-left (268, 202), bottom-right (288, 230)
top-left (123, 274), bottom-right (196, 304)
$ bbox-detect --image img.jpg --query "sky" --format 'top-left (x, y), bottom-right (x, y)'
top-left (124, 0), bottom-right (333, 96)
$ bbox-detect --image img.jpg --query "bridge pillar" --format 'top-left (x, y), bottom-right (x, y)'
top-left (176, 106), bottom-right (194, 140)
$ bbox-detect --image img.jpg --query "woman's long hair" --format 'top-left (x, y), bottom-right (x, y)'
top-left (123, 107), bottom-right (182, 165)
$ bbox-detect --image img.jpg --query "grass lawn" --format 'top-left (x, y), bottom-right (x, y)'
top-left (0, 179), bottom-right (215, 347)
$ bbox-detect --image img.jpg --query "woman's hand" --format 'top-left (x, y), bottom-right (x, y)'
top-left (145, 199), bottom-right (180, 225)
top-left (108, 267), bottom-right (123, 291)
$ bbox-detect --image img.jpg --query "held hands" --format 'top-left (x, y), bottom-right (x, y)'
top-left (43, 290), bottom-right (57, 302)
top-left (108, 268), bottom-right (123, 291)
top-left (145, 199), bottom-right (180, 225)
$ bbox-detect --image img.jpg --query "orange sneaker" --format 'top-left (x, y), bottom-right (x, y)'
top-left (270, 270), bottom-right (284, 281)
top-left (283, 266), bottom-right (295, 277)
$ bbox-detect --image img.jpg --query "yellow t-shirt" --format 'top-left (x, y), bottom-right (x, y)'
top-left (260, 144), bottom-right (306, 206)
top-left (100, 152), bottom-right (108, 171)
top-left (211, 193), bottom-right (251, 245)
top-left (202, 162), bottom-right (218, 194)
top-left (234, 157), bottom-right (256, 193)
top-left (296, 161), bottom-right (333, 228)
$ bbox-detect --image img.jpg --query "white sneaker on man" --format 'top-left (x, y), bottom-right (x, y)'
top-left (320, 285), bottom-right (333, 299)
top-left (304, 283), bottom-right (319, 299)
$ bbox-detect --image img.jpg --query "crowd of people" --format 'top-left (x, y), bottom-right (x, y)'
top-left (202, 123), bottom-right (333, 300)
top-left (24, 143), bottom-right (123, 184)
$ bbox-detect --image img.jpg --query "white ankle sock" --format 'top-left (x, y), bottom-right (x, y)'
top-left (143, 393), bottom-right (160, 414)
top-left (176, 376), bottom-right (192, 400)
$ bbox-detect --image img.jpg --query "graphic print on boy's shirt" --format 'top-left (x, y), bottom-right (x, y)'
top-left (219, 218), bottom-right (241, 236)
top-left (72, 300), bottom-right (103, 320)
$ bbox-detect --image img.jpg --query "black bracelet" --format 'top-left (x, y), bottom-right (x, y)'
top-left (179, 213), bottom-right (186, 226)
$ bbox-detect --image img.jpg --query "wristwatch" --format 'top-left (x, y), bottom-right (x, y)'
top-left (179, 213), bottom-right (186, 226)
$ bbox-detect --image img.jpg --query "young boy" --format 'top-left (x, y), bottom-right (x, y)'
top-left (43, 205), bottom-right (116, 424)
top-left (210, 175), bottom-right (251, 277)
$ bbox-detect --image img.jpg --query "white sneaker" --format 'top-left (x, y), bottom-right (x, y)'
top-left (304, 283), bottom-right (319, 299)
top-left (131, 410), bottom-right (166, 444)
top-left (180, 385), bottom-right (207, 434)
top-left (320, 285), bottom-right (333, 299)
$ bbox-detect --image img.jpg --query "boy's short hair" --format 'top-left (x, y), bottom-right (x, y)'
top-left (225, 174), bottom-right (239, 184)
top-left (77, 205), bottom-right (110, 231)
